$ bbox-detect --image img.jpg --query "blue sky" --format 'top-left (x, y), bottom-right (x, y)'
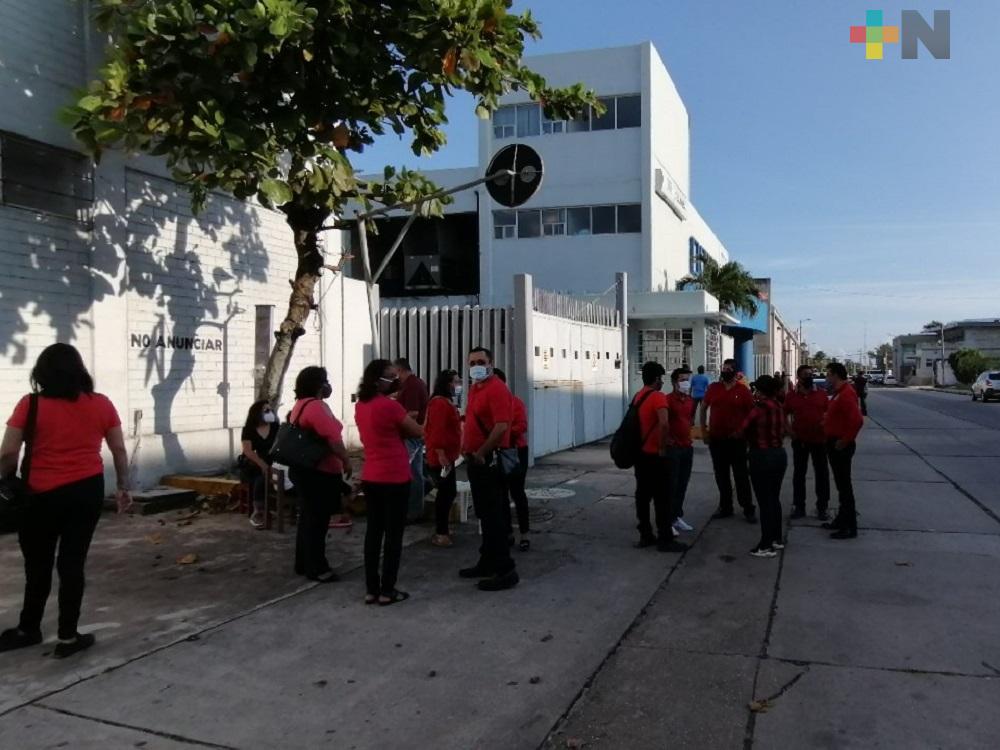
top-left (355, 1), bottom-right (1000, 360)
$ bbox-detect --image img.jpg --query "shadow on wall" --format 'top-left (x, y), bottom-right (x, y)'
top-left (126, 174), bottom-right (269, 473)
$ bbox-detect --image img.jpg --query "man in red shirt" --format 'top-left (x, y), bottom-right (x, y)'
top-left (784, 364), bottom-right (831, 521)
top-left (393, 358), bottom-right (430, 522)
top-left (631, 362), bottom-right (688, 553)
top-left (459, 346), bottom-right (518, 590)
top-left (822, 362), bottom-right (865, 539)
top-left (664, 367), bottom-right (696, 534)
top-left (699, 358), bottom-right (756, 522)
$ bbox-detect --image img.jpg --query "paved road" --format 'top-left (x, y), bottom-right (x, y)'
top-left (1, 389), bottom-right (998, 749)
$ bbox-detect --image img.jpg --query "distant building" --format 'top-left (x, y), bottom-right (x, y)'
top-left (893, 319), bottom-right (1000, 384)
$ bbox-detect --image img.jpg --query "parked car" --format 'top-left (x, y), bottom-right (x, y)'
top-left (883, 374), bottom-right (897, 386)
top-left (868, 370), bottom-right (886, 385)
top-left (971, 371), bottom-right (1000, 402)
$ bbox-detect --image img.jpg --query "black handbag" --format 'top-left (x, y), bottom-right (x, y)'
top-left (268, 399), bottom-right (332, 470)
top-left (0, 394), bottom-right (39, 534)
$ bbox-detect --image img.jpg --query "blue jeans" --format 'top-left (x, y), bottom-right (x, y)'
top-left (665, 446), bottom-right (694, 520)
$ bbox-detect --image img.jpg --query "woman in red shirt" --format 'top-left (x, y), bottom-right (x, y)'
top-left (287, 367), bottom-right (352, 583)
top-left (424, 369), bottom-right (462, 548)
top-left (0, 344), bottom-right (131, 658)
top-left (355, 360), bottom-right (424, 606)
top-left (740, 375), bottom-right (788, 559)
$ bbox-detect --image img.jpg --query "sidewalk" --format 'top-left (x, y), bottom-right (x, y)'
top-left (1, 418), bottom-right (999, 748)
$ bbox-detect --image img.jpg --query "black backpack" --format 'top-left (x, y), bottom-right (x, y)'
top-left (609, 389), bottom-right (657, 469)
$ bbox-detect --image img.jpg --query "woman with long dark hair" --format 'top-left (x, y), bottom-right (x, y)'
top-left (424, 369), bottom-right (462, 547)
top-left (239, 400), bottom-right (278, 529)
top-left (288, 366), bottom-right (352, 583)
top-left (355, 359), bottom-right (423, 605)
top-left (0, 343), bottom-right (131, 658)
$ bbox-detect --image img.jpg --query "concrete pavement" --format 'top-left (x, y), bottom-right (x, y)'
top-left (1, 389), bottom-right (999, 749)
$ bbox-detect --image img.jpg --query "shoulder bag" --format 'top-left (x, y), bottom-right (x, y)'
top-left (268, 399), bottom-right (332, 471)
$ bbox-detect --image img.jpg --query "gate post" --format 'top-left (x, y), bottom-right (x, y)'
top-left (616, 272), bottom-right (629, 409)
top-left (513, 274), bottom-right (534, 464)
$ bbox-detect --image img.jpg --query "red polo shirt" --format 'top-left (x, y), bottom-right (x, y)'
top-left (632, 386), bottom-right (669, 455)
top-left (824, 382), bottom-right (864, 443)
top-left (511, 396), bottom-right (529, 449)
top-left (665, 391), bottom-right (694, 448)
top-left (462, 375), bottom-right (512, 454)
top-left (784, 388), bottom-right (829, 444)
top-left (424, 395), bottom-right (461, 468)
top-left (703, 381), bottom-right (754, 439)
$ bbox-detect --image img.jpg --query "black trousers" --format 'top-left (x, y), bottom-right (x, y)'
top-left (17, 474), bottom-right (104, 640)
top-left (290, 468), bottom-right (340, 578)
top-left (467, 461), bottom-right (515, 575)
top-left (709, 438), bottom-right (755, 514)
top-left (430, 466), bottom-right (458, 535)
top-left (749, 448), bottom-right (787, 549)
top-left (827, 440), bottom-right (858, 531)
top-left (240, 466), bottom-right (266, 511)
top-left (792, 439), bottom-right (830, 512)
top-left (634, 452), bottom-right (672, 539)
top-left (502, 445), bottom-right (531, 536)
top-left (362, 481), bottom-right (409, 596)
top-left (665, 446), bottom-right (694, 520)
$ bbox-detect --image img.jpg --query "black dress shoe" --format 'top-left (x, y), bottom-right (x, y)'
top-left (830, 529), bottom-right (858, 540)
top-left (816, 509), bottom-right (830, 521)
top-left (0, 628), bottom-right (42, 653)
top-left (478, 569), bottom-right (519, 591)
top-left (711, 509), bottom-right (734, 520)
top-left (744, 512), bottom-right (757, 524)
top-left (459, 565), bottom-right (493, 579)
top-left (789, 508), bottom-right (806, 520)
top-left (634, 535), bottom-right (658, 549)
top-left (53, 632), bottom-right (96, 659)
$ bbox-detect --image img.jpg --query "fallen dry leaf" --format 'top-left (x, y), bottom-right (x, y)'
top-left (749, 699), bottom-right (770, 713)
top-left (176, 553), bottom-right (199, 565)
top-left (145, 533), bottom-right (163, 545)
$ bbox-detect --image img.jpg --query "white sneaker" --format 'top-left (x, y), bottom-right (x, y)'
top-left (750, 547), bottom-right (777, 558)
top-left (770, 541), bottom-right (786, 550)
top-left (673, 518), bottom-right (694, 532)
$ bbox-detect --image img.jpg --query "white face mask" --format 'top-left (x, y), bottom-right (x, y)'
top-left (677, 380), bottom-right (692, 395)
top-left (262, 411), bottom-right (276, 423)
top-left (469, 365), bottom-right (491, 382)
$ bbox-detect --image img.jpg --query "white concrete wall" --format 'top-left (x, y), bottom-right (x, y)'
top-left (530, 313), bottom-right (625, 456)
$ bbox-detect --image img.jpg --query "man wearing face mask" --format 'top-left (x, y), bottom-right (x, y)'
top-left (784, 364), bottom-right (830, 520)
top-left (665, 367), bottom-right (696, 534)
top-left (700, 358), bottom-right (756, 522)
top-left (459, 347), bottom-right (518, 591)
top-left (393, 358), bottom-right (429, 523)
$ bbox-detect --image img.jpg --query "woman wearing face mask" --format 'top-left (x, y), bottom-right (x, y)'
top-left (424, 369), bottom-right (462, 547)
top-left (355, 360), bottom-right (424, 605)
top-left (239, 400), bottom-right (279, 529)
top-left (288, 366), bottom-right (353, 583)
top-left (664, 367), bottom-right (696, 534)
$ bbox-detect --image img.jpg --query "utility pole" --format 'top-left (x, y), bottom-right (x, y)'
top-left (939, 322), bottom-right (946, 385)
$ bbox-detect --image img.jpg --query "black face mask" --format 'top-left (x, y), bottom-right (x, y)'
top-left (320, 383), bottom-right (333, 399)
top-left (721, 370), bottom-right (736, 382)
top-left (800, 376), bottom-right (814, 388)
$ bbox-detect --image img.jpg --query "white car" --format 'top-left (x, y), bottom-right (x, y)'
top-left (971, 371), bottom-right (1000, 402)
top-left (883, 374), bottom-right (897, 386)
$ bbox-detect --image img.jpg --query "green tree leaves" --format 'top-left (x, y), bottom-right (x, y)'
top-left (677, 256), bottom-right (761, 317)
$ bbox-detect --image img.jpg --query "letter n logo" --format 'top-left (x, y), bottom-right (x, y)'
top-left (902, 10), bottom-right (951, 59)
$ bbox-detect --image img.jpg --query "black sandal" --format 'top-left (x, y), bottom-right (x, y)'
top-left (308, 571), bottom-right (340, 584)
top-left (364, 594), bottom-right (378, 605)
top-left (378, 590), bottom-right (410, 607)
top-left (0, 628), bottom-right (42, 653)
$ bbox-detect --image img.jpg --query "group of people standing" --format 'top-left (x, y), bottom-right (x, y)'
top-left (235, 347), bottom-right (531, 606)
top-left (631, 357), bottom-right (865, 560)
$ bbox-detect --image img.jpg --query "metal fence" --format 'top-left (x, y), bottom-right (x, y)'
top-left (379, 304), bottom-right (514, 390)
top-left (533, 288), bottom-right (619, 327)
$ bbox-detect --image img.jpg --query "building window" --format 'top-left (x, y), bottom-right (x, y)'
top-left (542, 208), bottom-right (566, 236)
top-left (567, 107), bottom-right (590, 133)
top-left (591, 97), bottom-right (616, 131)
top-left (492, 107), bottom-right (515, 139)
top-left (517, 209), bottom-right (541, 238)
top-left (493, 210), bottom-right (516, 239)
top-left (592, 205), bottom-right (616, 234)
top-left (0, 131), bottom-right (94, 223)
top-left (542, 112), bottom-right (565, 134)
top-left (616, 95), bottom-right (641, 128)
top-left (567, 207), bottom-right (591, 235)
top-left (617, 204), bottom-right (641, 233)
top-left (516, 104), bottom-right (540, 137)
top-left (689, 237), bottom-right (706, 274)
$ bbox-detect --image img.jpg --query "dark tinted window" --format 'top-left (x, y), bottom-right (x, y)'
top-left (517, 209), bottom-right (541, 238)
top-left (0, 132), bottom-right (93, 222)
top-left (616, 95), bottom-right (641, 128)
top-left (591, 97), bottom-right (615, 131)
top-left (592, 205), bottom-right (615, 234)
top-left (617, 204), bottom-right (641, 233)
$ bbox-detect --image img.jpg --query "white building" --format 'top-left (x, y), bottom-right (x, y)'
top-left (0, 0), bottom-right (370, 488)
top-left (357, 42), bottom-right (796, 387)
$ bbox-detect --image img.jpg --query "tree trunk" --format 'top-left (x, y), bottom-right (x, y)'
top-left (259, 205), bottom-right (330, 408)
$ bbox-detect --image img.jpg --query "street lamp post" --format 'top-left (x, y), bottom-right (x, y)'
top-left (798, 318), bottom-right (811, 365)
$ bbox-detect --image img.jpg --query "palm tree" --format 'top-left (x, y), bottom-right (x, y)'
top-left (676, 256), bottom-right (760, 317)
